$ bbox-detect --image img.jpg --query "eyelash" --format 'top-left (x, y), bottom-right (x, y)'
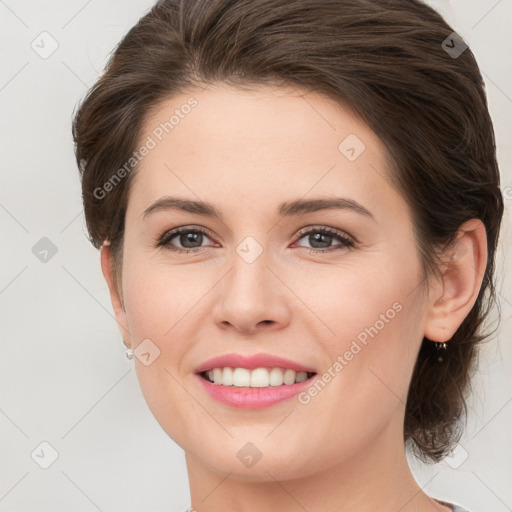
top-left (156, 225), bottom-right (355, 254)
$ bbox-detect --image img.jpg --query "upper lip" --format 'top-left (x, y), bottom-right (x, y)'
top-left (194, 353), bottom-right (317, 374)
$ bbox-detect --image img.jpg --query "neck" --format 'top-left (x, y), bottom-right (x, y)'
top-left (185, 414), bottom-right (450, 512)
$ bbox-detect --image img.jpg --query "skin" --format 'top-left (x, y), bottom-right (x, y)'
top-left (100, 84), bottom-right (487, 512)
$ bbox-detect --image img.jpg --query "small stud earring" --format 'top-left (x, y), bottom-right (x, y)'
top-left (435, 341), bottom-right (448, 363)
top-left (123, 339), bottom-right (134, 360)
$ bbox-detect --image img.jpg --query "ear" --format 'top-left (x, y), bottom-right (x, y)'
top-left (424, 219), bottom-right (488, 343)
top-left (100, 242), bottom-right (131, 348)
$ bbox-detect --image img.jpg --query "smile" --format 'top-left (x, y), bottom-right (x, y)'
top-left (195, 367), bottom-right (318, 409)
top-left (200, 367), bottom-right (316, 387)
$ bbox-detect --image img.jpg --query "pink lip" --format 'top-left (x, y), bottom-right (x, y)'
top-left (194, 353), bottom-right (317, 374)
top-left (194, 373), bottom-right (317, 409)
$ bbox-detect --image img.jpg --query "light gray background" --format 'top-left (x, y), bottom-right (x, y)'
top-left (1, 1), bottom-right (511, 511)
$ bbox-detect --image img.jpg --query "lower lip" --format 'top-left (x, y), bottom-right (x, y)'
top-left (194, 373), bottom-right (316, 409)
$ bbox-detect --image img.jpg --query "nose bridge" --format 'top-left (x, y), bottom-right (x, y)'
top-left (213, 234), bottom-right (290, 332)
top-left (227, 237), bottom-right (274, 303)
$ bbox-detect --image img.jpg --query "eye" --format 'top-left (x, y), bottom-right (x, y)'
top-left (156, 225), bottom-right (355, 254)
top-left (292, 226), bottom-right (355, 253)
top-left (156, 226), bottom-right (217, 253)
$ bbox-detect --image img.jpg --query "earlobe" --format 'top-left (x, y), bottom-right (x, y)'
top-left (100, 242), bottom-right (130, 346)
top-left (424, 219), bottom-right (488, 343)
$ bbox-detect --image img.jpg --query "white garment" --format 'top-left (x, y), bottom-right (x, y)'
top-left (434, 498), bottom-right (471, 512)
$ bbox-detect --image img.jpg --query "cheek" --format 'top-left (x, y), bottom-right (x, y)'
top-left (288, 248), bottom-right (421, 348)
top-left (292, 256), bottom-right (424, 434)
top-left (121, 257), bottom-right (208, 444)
top-left (292, 299), bottom-right (424, 469)
top-left (122, 254), bottom-right (206, 340)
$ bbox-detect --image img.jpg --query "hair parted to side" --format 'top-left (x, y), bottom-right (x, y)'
top-left (72, 0), bottom-right (504, 463)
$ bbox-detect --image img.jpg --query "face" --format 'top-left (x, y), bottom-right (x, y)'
top-left (108, 84), bottom-right (431, 481)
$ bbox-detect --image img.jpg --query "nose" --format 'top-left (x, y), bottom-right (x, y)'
top-left (212, 248), bottom-right (291, 335)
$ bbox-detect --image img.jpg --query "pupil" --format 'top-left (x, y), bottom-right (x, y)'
top-left (182, 231), bottom-right (202, 248)
top-left (311, 232), bottom-right (331, 248)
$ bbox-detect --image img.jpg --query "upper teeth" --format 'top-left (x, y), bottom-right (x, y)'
top-left (206, 367), bottom-right (311, 387)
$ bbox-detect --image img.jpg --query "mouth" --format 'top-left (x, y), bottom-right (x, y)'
top-left (197, 367), bottom-right (318, 388)
top-left (194, 366), bottom-right (318, 409)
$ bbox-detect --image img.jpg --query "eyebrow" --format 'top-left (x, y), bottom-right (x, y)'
top-left (142, 195), bottom-right (375, 221)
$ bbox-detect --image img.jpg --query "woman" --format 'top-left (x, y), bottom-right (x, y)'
top-left (72, 0), bottom-right (504, 510)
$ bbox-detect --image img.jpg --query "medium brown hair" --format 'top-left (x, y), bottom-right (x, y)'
top-left (72, 0), bottom-right (504, 463)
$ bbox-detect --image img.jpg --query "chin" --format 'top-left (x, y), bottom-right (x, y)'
top-left (189, 440), bottom-right (324, 483)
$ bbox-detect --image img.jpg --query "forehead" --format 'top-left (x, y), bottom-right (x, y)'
top-left (141, 83), bottom-right (377, 157)
top-left (127, 84), bottom-right (403, 220)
